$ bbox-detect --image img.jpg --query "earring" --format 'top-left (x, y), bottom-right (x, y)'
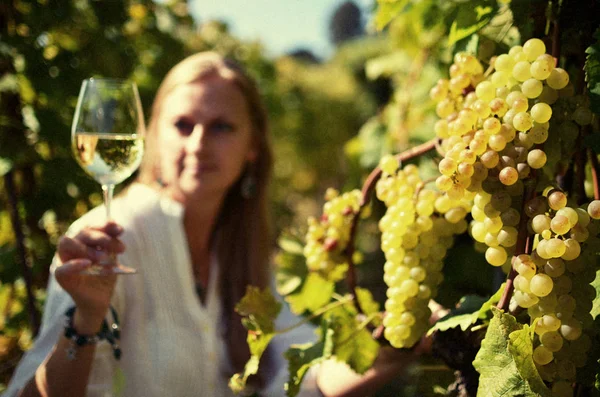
top-left (241, 164), bottom-right (256, 199)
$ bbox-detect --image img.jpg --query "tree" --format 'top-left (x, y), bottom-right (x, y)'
top-left (329, 1), bottom-right (364, 47)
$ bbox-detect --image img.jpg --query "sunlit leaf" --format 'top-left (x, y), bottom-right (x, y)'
top-left (284, 319), bottom-right (334, 397)
top-left (373, 0), bottom-right (410, 31)
top-left (473, 308), bottom-right (551, 396)
top-left (428, 285), bottom-right (504, 335)
top-left (447, 2), bottom-right (497, 46)
top-left (355, 287), bottom-right (382, 327)
top-left (324, 304), bottom-right (379, 374)
top-left (286, 273), bottom-right (334, 315)
top-left (231, 287), bottom-right (281, 393)
top-left (235, 286), bottom-right (281, 334)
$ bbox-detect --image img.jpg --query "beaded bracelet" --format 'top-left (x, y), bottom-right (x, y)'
top-left (63, 306), bottom-right (122, 361)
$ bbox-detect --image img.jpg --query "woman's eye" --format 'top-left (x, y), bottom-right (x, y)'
top-left (174, 119), bottom-right (194, 135)
top-left (211, 121), bottom-right (234, 133)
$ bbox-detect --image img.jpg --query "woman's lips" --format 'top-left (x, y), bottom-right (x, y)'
top-left (184, 161), bottom-right (218, 174)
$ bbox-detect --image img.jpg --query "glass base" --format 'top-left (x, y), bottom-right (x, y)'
top-left (82, 263), bottom-right (138, 275)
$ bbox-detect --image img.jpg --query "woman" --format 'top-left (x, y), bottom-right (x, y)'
top-left (5, 52), bottom-right (422, 397)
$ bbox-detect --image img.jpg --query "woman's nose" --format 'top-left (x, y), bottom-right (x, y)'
top-left (186, 124), bottom-right (207, 152)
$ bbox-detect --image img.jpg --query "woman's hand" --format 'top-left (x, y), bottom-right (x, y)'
top-left (55, 222), bottom-right (125, 334)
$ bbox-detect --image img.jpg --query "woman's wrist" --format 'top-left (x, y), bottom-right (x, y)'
top-left (72, 307), bottom-right (107, 335)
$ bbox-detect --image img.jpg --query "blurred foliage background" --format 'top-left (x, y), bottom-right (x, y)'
top-left (0, 0), bottom-right (392, 388)
top-left (4, 0), bottom-right (591, 394)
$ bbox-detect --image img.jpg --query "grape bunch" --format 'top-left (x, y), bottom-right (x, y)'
top-left (377, 155), bottom-right (468, 348)
top-left (509, 193), bottom-right (600, 397)
top-left (303, 188), bottom-right (362, 281)
top-left (429, 38), bottom-right (579, 269)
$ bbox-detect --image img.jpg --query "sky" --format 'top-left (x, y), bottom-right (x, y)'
top-left (189, 0), bottom-right (373, 58)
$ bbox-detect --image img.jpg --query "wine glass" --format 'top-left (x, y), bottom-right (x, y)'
top-left (71, 78), bottom-right (145, 275)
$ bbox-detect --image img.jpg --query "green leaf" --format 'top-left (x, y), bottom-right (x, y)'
top-left (278, 234), bottom-right (304, 255)
top-left (355, 287), bottom-right (381, 319)
top-left (230, 332), bottom-right (276, 393)
top-left (275, 238), bottom-right (308, 297)
top-left (286, 273), bottom-right (334, 315)
top-left (473, 308), bottom-right (551, 397)
top-left (428, 285), bottom-right (505, 335)
top-left (373, 0), bottom-right (410, 31)
top-left (585, 29), bottom-right (600, 115)
top-left (325, 304), bottom-right (380, 374)
top-left (235, 286), bottom-right (282, 334)
top-left (284, 320), bottom-right (334, 397)
top-left (592, 269), bottom-right (600, 319)
top-left (447, 1), bottom-right (497, 46)
top-left (231, 287), bottom-right (282, 393)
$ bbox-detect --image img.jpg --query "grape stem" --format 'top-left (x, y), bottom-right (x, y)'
top-left (497, 180), bottom-right (536, 312)
top-left (275, 294), bottom-right (354, 335)
top-left (344, 138), bottom-right (441, 314)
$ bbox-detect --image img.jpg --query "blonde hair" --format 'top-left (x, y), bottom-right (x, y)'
top-left (138, 52), bottom-right (273, 379)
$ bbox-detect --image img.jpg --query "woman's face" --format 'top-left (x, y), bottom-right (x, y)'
top-left (157, 75), bottom-right (257, 204)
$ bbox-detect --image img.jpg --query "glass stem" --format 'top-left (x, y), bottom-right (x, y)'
top-left (102, 184), bottom-right (116, 266)
top-left (102, 184), bottom-right (115, 220)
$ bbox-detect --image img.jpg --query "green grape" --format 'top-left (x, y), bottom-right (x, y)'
top-left (547, 190), bottom-right (567, 210)
top-left (380, 154), bottom-right (399, 175)
top-left (513, 111), bottom-right (533, 131)
top-left (527, 149), bottom-right (547, 169)
top-left (523, 38), bottom-right (546, 61)
top-left (495, 53), bottom-right (515, 71)
top-left (561, 239), bottom-right (580, 261)
top-left (532, 347), bottom-right (554, 366)
top-left (475, 81), bottom-right (496, 101)
top-left (485, 246), bottom-right (507, 266)
top-left (587, 200), bottom-right (600, 219)
top-left (488, 134), bottom-right (507, 151)
top-left (513, 290), bottom-right (539, 308)
top-left (550, 214), bottom-right (570, 235)
top-left (530, 59), bottom-right (552, 80)
top-left (436, 98), bottom-right (455, 118)
top-left (540, 330), bottom-right (564, 352)
top-left (530, 102), bottom-right (552, 123)
top-left (546, 238), bottom-right (567, 258)
top-left (512, 60), bottom-right (532, 81)
top-left (499, 166), bottom-right (519, 185)
top-left (530, 273), bottom-right (554, 297)
top-left (546, 68), bottom-right (569, 89)
top-left (544, 258), bottom-right (565, 277)
top-left (512, 97), bottom-right (529, 112)
top-left (529, 124), bottom-right (549, 144)
top-left (560, 318), bottom-right (582, 341)
top-left (521, 78), bottom-right (544, 98)
top-left (556, 207), bottom-right (578, 226)
top-left (438, 158), bottom-right (457, 176)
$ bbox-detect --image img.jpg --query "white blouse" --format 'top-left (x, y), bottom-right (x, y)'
top-left (4, 184), bottom-right (319, 397)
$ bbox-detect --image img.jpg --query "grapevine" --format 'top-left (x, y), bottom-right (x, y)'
top-left (228, 1), bottom-right (600, 396)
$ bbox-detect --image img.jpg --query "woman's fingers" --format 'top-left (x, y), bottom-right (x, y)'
top-left (57, 223), bottom-right (125, 263)
top-left (55, 258), bottom-right (93, 281)
top-left (91, 221), bottom-right (124, 238)
top-left (77, 229), bottom-right (125, 254)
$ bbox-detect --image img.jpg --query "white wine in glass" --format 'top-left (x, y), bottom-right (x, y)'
top-left (72, 78), bottom-right (145, 275)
